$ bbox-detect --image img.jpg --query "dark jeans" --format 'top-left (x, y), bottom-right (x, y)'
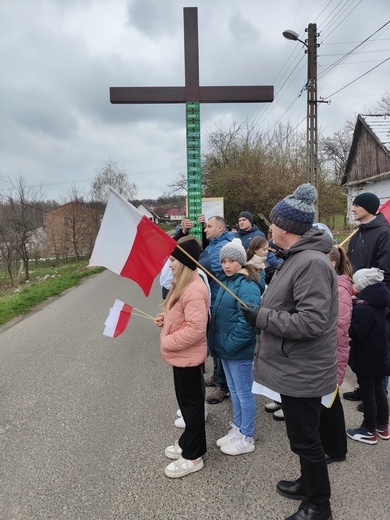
top-left (319, 392), bottom-right (347, 458)
top-left (173, 365), bottom-right (206, 460)
top-left (357, 373), bottom-right (390, 431)
top-left (211, 355), bottom-right (228, 391)
top-left (281, 394), bottom-right (331, 509)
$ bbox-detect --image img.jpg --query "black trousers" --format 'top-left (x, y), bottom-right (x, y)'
top-left (281, 395), bottom-right (331, 509)
top-left (319, 392), bottom-right (347, 458)
top-left (173, 365), bottom-right (206, 460)
top-left (357, 373), bottom-right (389, 431)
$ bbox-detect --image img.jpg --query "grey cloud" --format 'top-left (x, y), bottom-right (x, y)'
top-left (126, 0), bottom-right (179, 38)
top-left (228, 12), bottom-right (260, 45)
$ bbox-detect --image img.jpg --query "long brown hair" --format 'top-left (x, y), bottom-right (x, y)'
top-left (246, 236), bottom-right (268, 262)
top-left (244, 264), bottom-right (260, 282)
top-left (328, 245), bottom-right (353, 280)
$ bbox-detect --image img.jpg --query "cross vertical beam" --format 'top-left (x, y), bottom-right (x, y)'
top-left (110, 7), bottom-right (274, 236)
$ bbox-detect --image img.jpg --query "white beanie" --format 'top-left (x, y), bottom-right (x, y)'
top-left (353, 268), bottom-right (384, 292)
top-left (220, 238), bottom-right (246, 267)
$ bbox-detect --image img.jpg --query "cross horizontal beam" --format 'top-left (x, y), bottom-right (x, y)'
top-left (110, 7), bottom-right (274, 106)
top-left (110, 86), bottom-right (274, 104)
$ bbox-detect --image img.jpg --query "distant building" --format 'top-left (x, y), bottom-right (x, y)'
top-left (165, 207), bottom-right (186, 221)
top-left (345, 114), bottom-right (390, 224)
top-left (136, 202), bottom-right (160, 223)
top-left (44, 202), bottom-right (100, 259)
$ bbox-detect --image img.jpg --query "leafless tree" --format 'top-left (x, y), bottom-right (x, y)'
top-left (45, 185), bottom-right (100, 262)
top-left (372, 91), bottom-right (390, 114)
top-left (320, 128), bottom-right (353, 185)
top-left (0, 176), bottom-right (45, 281)
top-left (202, 120), bottom-right (346, 226)
top-left (168, 172), bottom-right (188, 195)
top-left (91, 158), bottom-right (137, 203)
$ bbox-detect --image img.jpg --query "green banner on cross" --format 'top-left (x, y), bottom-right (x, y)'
top-left (186, 102), bottom-right (203, 239)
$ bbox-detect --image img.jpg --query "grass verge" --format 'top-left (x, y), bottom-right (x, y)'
top-left (0, 261), bottom-right (104, 326)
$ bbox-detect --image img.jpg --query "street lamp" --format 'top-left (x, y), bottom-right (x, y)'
top-left (283, 24), bottom-right (319, 221)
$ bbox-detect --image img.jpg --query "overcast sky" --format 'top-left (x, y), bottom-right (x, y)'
top-left (1, 0), bottom-right (389, 202)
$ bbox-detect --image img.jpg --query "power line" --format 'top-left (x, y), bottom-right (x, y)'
top-left (320, 0), bottom-right (363, 42)
top-left (323, 57), bottom-right (390, 99)
top-left (319, 20), bottom-right (390, 80)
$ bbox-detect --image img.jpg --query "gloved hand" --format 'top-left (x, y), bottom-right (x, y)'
top-left (240, 305), bottom-right (260, 330)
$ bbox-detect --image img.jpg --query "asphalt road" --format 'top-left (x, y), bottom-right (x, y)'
top-left (1, 270), bottom-right (389, 520)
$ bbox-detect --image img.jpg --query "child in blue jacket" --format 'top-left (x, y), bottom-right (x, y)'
top-left (208, 238), bottom-right (261, 455)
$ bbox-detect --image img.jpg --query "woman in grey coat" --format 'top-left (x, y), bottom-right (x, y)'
top-left (242, 184), bottom-right (338, 520)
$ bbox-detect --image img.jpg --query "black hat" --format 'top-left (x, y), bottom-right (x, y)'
top-left (353, 192), bottom-right (380, 215)
top-left (239, 211), bottom-right (253, 225)
top-left (171, 238), bottom-right (200, 271)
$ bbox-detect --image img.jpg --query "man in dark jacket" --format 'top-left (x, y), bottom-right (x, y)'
top-left (236, 211), bottom-right (265, 249)
top-left (242, 184), bottom-right (337, 520)
top-left (348, 193), bottom-right (390, 286)
top-left (344, 192), bottom-right (390, 402)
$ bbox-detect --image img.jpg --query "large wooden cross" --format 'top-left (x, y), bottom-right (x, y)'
top-left (110, 7), bottom-right (274, 235)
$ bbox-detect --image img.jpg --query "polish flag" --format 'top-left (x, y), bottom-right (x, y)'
top-left (103, 299), bottom-right (133, 338)
top-left (379, 199), bottom-right (390, 223)
top-left (89, 188), bottom-right (176, 296)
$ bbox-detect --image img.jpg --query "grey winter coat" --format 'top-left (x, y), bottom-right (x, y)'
top-left (253, 227), bottom-right (338, 398)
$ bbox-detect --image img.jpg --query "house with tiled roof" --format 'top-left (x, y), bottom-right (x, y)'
top-left (345, 114), bottom-right (390, 223)
top-left (165, 207), bottom-right (186, 221)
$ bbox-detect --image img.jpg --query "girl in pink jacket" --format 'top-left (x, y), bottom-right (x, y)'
top-left (319, 245), bottom-right (353, 463)
top-left (154, 237), bottom-right (209, 479)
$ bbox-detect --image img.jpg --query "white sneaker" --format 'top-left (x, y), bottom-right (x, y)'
top-left (265, 401), bottom-right (281, 412)
top-left (216, 422), bottom-right (240, 447)
top-left (273, 408), bottom-right (285, 421)
top-left (220, 432), bottom-right (255, 455)
top-left (174, 405), bottom-right (209, 429)
top-left (164, 441), bottom-right (182, 459)
top-left (165, 456), bottom-right (204, 478)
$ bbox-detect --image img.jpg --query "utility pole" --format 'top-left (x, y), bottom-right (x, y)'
top-left (283, 24), bottom-right (320, 221)
top-left (307, 23), bottom-right (319, 221)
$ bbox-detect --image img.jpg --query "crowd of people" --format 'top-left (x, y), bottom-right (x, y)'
top-left (154, 186), bottom-right (390, 520)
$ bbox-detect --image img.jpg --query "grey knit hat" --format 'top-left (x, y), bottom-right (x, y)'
top-left (353, 268), bottom-right (384, 292)
top-left (269, 183), bottom-right (317, 235)
top-left (220, 238), bottom-right (246, 267)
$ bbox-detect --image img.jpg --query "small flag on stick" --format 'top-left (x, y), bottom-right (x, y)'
top-left (103, 299), bottom-right (133, 338)
top-left (89, 187), bottom-right (176, 296)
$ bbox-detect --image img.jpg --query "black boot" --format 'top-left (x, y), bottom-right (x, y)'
top-left (285, 502), bottom-right (333, 520)
top-left (277, 478), bottom-right (305, 500)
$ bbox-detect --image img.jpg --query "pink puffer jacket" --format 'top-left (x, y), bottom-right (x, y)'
top-left (160, 271), bottom-right (209, 367)
top-left (336, 274), bottom-right (353, 385)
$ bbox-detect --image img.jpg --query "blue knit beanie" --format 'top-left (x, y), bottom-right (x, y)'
top-left (269, 184), bottom-right (317, 235)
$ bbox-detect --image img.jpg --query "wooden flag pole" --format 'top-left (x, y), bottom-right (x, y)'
top-left (338, 228), bottom-right (358, 248)
top-left (176, 244), bottom-right (248, 307)
top-left (132, 307), bottom-right (155, 320)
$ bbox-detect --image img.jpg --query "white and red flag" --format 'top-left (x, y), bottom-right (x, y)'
top-left (379, 199), bottom-right (390, 223)
top-left (89, 188), bottom-right (176, 296)
top-left (103, 299), bottom-right (133, 338)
